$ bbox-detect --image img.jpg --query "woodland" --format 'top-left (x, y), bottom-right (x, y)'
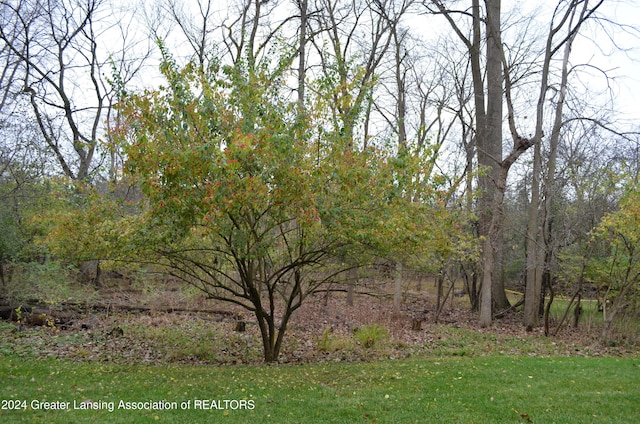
top-left (1, 0), bottom-right (639, 364)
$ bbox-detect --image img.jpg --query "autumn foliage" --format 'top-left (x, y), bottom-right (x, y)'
top-left (107, 50), bottom-right (462, 362)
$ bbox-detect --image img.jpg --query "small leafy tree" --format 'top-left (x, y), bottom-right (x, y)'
top-left (111, 44), bottom-right (458, 362)
top-left (0, 165), bottom-right (53, 289)
top-left (40, 180), bottom-right (142, 283)
top-left (591, 182), bottom-right (640, 342)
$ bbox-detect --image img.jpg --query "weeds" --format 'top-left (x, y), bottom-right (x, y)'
top-left (4, 261), bottom-right (98, 307)
top-left (119, 315), bottom-right (264, 364)
top-left (353, 324), bottom-right (389, 348)
top-left (317, 327), bottom-right (354, 352)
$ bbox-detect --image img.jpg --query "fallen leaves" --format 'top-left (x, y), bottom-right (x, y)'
top-left (0, 287), bottom-right (634, 366)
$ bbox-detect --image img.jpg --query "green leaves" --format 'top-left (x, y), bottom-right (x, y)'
top-left (106, 44), bottom-right (471, 281)
top-left (110, 46), bottom-right (467, 361)
top-left (587, 180), bottom-right (640, 332)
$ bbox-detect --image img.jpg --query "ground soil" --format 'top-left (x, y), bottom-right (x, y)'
top-left (1, 280), bottom-right (637, 365)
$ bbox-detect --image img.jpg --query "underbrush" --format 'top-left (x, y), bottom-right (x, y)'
top-left (353, 324), bottom-right (390, 348)
top-left (2, 261), bottom-right (99, 307)
top-left (119, 315), bottom-right (264, 364)
top-left (1, 280), bottom-right (638, 366)
top-left (1, 311), bottom-right (636, 368)
top-left (318, 323), bottom-right (391, 353)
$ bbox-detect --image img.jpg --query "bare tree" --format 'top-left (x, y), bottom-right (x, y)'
top-left (427, 0), bottom-right (509, 325)
top-left (295, 0), bottom-right (309, 111)
top-left (309, 0), bottom-right (396, 147)
top-left (427, 0), bottom-right (608, 326)
top-left (522, 1), bottom-right (606, 327)
top-left (0, 0), bottom-right (148, 182)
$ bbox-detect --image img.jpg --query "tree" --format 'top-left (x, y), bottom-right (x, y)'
top-left (550, 125), bottom-right (633, 335)
top-left (309, 0), bottom-right (395, 147)
top-left (522, 0), bottom-right (606, 328)
top-left (0, 94), bottom-right (51, 287)
top-left (428, 0), bottom-right (606, 326)
top-left (427, 0), bottom-right (516, 324)
top-left (112, 44), bottom-right (452, 362)
top-left (591, 181), bottom-right (640, 342)
top-left (0, 164), bottom-right (28, 286)
top-left (0, 0), bottom-right (148, 182)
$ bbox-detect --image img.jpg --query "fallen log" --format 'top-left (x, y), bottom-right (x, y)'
top-left (70, 302), bottom-right (237, 317)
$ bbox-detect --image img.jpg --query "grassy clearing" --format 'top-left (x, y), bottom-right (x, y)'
top-left (1, 355), bottom-right (638, 423)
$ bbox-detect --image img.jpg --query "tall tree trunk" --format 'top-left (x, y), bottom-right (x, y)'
top-left (524, 2), bottom-right (582, 328)
top-left (431, 0), bottom-right (503, 319)
top-left (541, 17), bottom-right (574, 318)
top-left (480, 164), bottom-right (511, 325)
top-left (479, 0), bottom-right (506, 326)
top-left (297, 0), bottom-right (307, 112)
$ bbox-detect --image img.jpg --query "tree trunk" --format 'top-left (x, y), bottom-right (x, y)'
top-left (255, 311), bottom-right (276, 363)
top-left (524, 6), bottom-right (577, 328)
top-left (479, 0), bottom-right (506, 326)
top-left (0, 258), bottom-right (5, 287)
top-left (463, 263), bottom-right (479, 312)
top-left (255, 309), bottom-right (291, 363)
top-left (524, 140), bottom-right (543, 327)
top-left (297, 0), bottom-right (308, 111)
top-left (492, 223), bottom-right (510, 309)
top-left (346, 266), bottom-right (357, 307)
top-left (393, 262), bottom-right (403, 317)
top-left (436, 266), bottom-right (445, 312)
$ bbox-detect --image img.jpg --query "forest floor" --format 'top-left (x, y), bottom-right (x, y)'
top-left (1, 278), bottom-right (637, 365)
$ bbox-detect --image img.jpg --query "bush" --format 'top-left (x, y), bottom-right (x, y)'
top-left (6, 260), bottom-right (96, 306)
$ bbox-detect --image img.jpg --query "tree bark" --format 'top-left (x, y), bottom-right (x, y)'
top-left (393, 262), bottom-right (403, 317)
top-left (524, 139), bottom-right (543, 327)
top-left (297, 0), bottom-right (308, 111)
top-left (346, 265), bottom-right (357, 307)
top-left (430, 0), bottom-right (510, 325)
top-left (479, 0), bottom-right (506, 326)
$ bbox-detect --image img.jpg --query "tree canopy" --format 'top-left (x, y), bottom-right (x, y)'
top-left (107, 47), bottom-right (460, 362)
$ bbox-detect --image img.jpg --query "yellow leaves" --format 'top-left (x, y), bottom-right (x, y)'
top-left (37, 181), bottom-right (148, 265)
top-left (595, 181), bottom-right (640, 246)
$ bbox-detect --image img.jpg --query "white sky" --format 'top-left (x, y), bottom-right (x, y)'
top-left (107, 0), bottom-right (640, 145)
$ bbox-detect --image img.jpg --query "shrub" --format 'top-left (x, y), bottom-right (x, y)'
top-left (6, 261), bottom-right (89, 306)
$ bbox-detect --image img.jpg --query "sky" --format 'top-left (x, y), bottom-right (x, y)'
top-left (571, 0), bottom-right (640, 126)
top-left (122, 0), bottom-right (639, 126)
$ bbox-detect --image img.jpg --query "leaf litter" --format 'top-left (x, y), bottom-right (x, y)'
top-left (0, 286), bottom-right (636, 365)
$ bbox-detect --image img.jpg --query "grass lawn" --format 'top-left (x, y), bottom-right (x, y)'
top-left (1, 355), bottom-right (638, 423)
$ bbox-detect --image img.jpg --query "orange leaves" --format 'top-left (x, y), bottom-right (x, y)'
top-left (116, 49), bottom-right (469, 283)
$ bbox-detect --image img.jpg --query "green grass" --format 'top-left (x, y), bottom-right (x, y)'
top-left (1, 355), bottom-right (638, 423)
